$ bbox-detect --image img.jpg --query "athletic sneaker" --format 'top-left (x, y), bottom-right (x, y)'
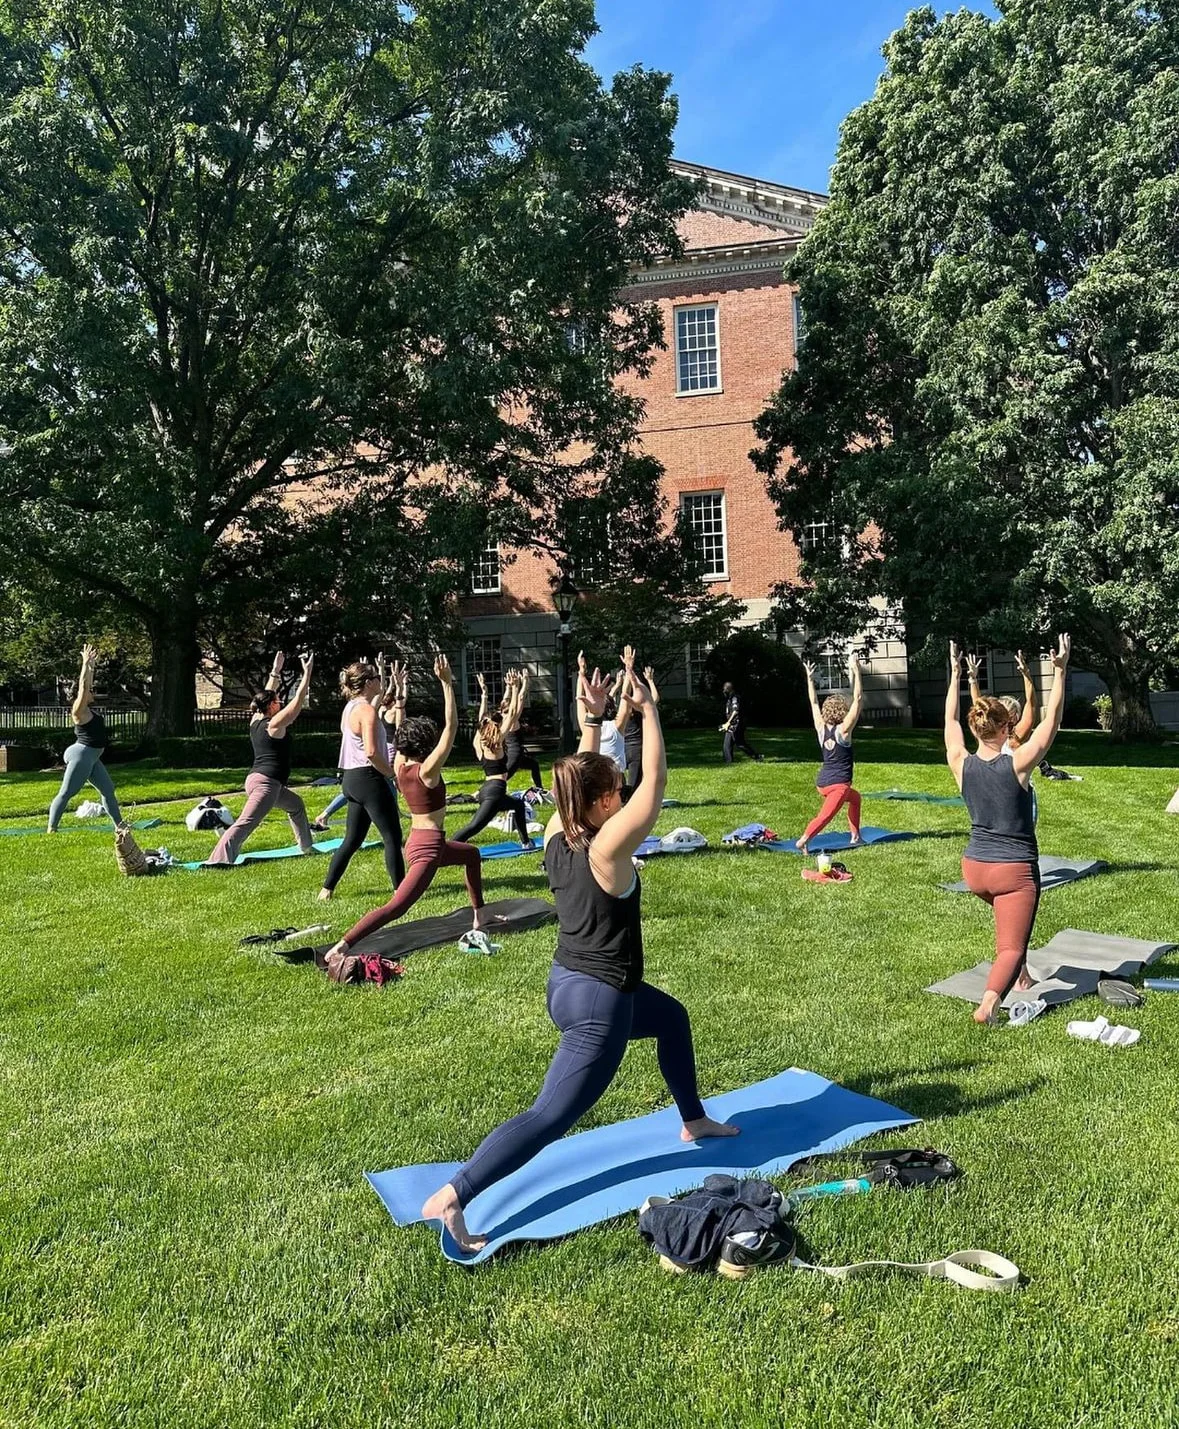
top-left (716, 1227), bottom-right (796, 1280)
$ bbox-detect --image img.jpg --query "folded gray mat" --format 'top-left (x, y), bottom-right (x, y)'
top-left (926, 928), bottom-right (1176, 1008)
top-left (940, 855), bottom-right (1109, 894)
top-left (307, 896), bottom-right (556, 962)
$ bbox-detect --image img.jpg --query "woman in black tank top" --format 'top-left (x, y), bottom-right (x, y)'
top-left (421, 660), bottom-right (738, 1257)
top-left (48, 643), bottom-right (125, 831)
top-left (452, 673), bottom-right (532, 847)
top-left (945, 637), bottom-right (1071, 1024)
top-left (500, 667), bottom-right (546, 791)
top-left (796, 653), bottom-right (864, 853)
top-left (205, 652), bottom-right (316, 866)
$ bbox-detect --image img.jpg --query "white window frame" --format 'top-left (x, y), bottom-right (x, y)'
top-left (680, 491), bottom-right (729, 581)
top-left (469, 541), bottom-right (501, 596)
top-left (685, 641), bottom-right (712, 697)
top-left (466, 637), bottom-right (504, 707)
top-left (800, 517), bottom-right (833, 555)
top-left (792, 293), bottom-right (805, 358)
top-left (813, 646), bottom-right (847, 693)
top-left (674, 303), bottom-right (722, 395)
top-left (960, 650), bottom-right (993, 695)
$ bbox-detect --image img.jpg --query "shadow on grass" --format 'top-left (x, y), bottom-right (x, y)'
top-left (843, 1061), bottom-right (1048, 1121)
top-left (1103, 862), bottom-right (1176, 875)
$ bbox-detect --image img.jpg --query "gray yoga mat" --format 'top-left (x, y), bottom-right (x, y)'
top-left (926, 928), bottom-right (1176, 1008)
top-left (306, 896), bottom-right (557, 962)
top-left (940, 855), bottom-right (1109, 894)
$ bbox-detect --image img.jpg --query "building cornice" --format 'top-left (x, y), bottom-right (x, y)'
top-left (671, 160), bottom-right (827, 236)
top-left (623, 237), bottom-right (799, 290)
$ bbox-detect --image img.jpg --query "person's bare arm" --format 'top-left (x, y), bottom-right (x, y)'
top-left (576, 668), bottom-right (609, 755)
top-left (475, 671), bottom-right (489, 725)
top-left (965, 652), bottom-right (982, 706)
top-left (643, 667), bottom-right (660, 706)
top-left (802, 663), bottom-right (824, 738)
top-left (70, 644), bottom-right (97, 723)
top-left (1012, 650), bottom-right (1037, 743)
top-left (590, 672), bottom-right (667, 886)
top-left (502, 670), bottom-right (524, 734)
top-left (945, 642), bottom-right (967, 787)
top-left (840, 654), bottom-right (864, 737)
top-left (1013, 637), bottom-right (1070, 776)
top-left (371, 651), bottom-right (387, 709)
top-left (353, 699), bottom-right (395, 778)
top-left (264, 650), bottom-right (285, 694)
top-left (419, 655), bottom-right (458, 783)
top-left (614, 646), bottom-right (637, 732)
top-left (269, 653), bottom-right (314, 734)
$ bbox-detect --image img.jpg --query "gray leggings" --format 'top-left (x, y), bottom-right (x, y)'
top-left (48, 744), bottom-right (123, 830)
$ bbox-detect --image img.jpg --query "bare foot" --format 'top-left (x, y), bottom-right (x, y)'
top-left (795, 841), bottom-right (809, 855)
top-left (848, 836), bottom-right (862, 848)
top-left (973, 991), bottom-right (1001, 1025)
top-left (421, 1183), bottom-right (488, 1254)
top-left (681, 1115), bottom-right (740, 1142)
top-left (1013, 971), bottom-right (1033, 994)
top-left (317, 888), bottom-right (332, 901)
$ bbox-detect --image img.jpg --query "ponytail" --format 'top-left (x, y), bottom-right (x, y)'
top-left (552, 753), bottom-right (619, 851)
top-left (340, 661), bottom-right (377, 698)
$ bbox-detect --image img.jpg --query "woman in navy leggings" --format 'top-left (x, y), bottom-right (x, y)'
top-left (421, 655), bottom-right (738, 1255)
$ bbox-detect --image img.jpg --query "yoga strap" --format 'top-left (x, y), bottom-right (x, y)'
top-left (792, 1248), bottom-right (1020, 1294)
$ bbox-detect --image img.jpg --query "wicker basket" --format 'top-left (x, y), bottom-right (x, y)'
top-left (114, 822), bottom-right (149, 876)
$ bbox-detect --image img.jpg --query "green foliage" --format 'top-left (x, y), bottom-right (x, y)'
top-left (754, 0), bottom-right (1179, 740)
top-left (700, 629), bottom-right (808, 725)
top-left (1093, 693), bottom-right (1114, 731)
top-left (0, 0), bottom-right (693, 733)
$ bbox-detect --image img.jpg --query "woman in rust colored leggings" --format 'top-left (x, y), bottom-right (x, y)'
top-left (797, 653), bottom-right (864, 852)
top-left (323, 654), bottom-right (491, 959)
top-left (944, 635), bottom-right (1071, 1024)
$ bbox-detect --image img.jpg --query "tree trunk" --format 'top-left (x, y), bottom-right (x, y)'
top-left (1107, 669), bottom-right (1159, 742)
top-left (145, 611), bottom-right (201, 739)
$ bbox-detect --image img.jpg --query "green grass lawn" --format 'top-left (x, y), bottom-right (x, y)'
top-left (2, 730), bottom-right (1178, 1428)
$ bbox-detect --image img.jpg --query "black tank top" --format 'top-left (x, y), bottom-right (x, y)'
top-left (623, 713), bottom-right (643, 750)
top-left (74, 709), bottom-right (108, 749)
top-left (962, 753), bottom-right (1037, 863)
top-left (816, 724), bottom-right (853, 786)
top-left (250, 718), bottom-right (292, 784)
top-left (479, 748), bottom-right (507, 776)
top-left (546, 833), bottom-right (643, 992)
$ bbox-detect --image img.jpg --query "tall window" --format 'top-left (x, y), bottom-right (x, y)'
top-left (564, 321), bottom-right (590, 355)
top-left (469, 541), bottom-right (501, 595)
top-left (675, 304), bottom-right (721, 394)
top-left (680, 492), bottom-right (728, 579)
top-left (566, 499), bottom-right (609, 589)
top-left (686, 641), bottom-right (712, 697)
top-left (792, 293), bottom-right (805, 357)
top-left (813, 647), bottom-right (847, 692)
top-left (800, 518), bottom-right (832, 555)
top-left (466, 638), bottom-right (504, 707)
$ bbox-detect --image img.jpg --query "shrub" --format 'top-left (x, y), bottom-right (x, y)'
top-left (1063, 695), bottom-right (1100, 729)
top-left (700, 631), bottom-right (809, 726)
top-left (155, 732), bottom-right (342, 768)
top-left (1093, 694), bottom-right (1113, 732)
top-left (656, 697), bottom-right (717, 729)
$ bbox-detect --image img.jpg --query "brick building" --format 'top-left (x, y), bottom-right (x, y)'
top-left (456, 160), bottom-right (913, 721)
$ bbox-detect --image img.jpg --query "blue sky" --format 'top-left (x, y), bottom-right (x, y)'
top-left (584, 1), bottom-right (987, 194)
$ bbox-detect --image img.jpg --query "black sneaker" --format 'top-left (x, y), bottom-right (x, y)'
top-left (717, 1227), bottom-right (796, 1280)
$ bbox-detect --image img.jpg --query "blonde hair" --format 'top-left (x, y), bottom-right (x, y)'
top-left (552, 753), bottom-right (621, 851)
top-left (821, 695), bottom-right (848, 725)
top-left (967, 697), bottom-right (1011, 742)
top-left (340, 661), bottom-right (377, 697)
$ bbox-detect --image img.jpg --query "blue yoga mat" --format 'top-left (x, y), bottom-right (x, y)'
top-left (179, 834), bottom-right (380, 870)
top-left (478, 841), bottom-right (543, 860)
top-left (759, 826), bottom-right (914, 854)
top-left (367, 1067), bottom-right (917, 1264)
top-left (0, 816), bottom-right (163, 838)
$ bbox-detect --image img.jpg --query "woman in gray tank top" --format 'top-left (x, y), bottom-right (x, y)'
top-left (944, 636), bottom-right (1071, 1024)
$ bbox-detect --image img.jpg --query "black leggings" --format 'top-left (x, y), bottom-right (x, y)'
top-left (505, 734), bottom-right (543, 788)
top-left (454, 779), bottom-right (530, 843)
top-left (625, 739), bottom-right (644, 789)
top-left (322, 766), bottom-right (406, 892)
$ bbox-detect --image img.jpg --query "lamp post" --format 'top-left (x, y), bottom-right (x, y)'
top-left (552, 573), bottom-right (578, 754)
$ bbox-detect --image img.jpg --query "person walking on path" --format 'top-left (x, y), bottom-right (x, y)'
top-left (720, 682), bottom-right (762, 764)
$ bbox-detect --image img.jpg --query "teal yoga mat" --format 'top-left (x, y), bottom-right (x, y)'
top-left (864, 789), bottom-right (965, 807)
top-left (179, 834), bottom-right (380, 870)
top-left (760, 826), bottom-right (914, 854)
top-left (369, 1067), bottom-right (917, 1264)
top-left (0, 817), bottom-right (163, 838)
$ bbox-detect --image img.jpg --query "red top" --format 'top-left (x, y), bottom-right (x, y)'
top-left (397, 760), bottom-right (447, 814)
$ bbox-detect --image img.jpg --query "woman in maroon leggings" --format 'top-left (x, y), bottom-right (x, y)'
top-left (944, 635), bottom-right (1071, 1024)
top-left (322, 654), bottom-right (491, 959)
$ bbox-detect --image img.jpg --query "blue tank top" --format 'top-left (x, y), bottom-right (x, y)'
top-left (962, 753), bottom-right (1037, 863)
top-left (816, 724), bottom-right (853, 787)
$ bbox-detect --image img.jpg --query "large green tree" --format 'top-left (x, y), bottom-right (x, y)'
top-left (0, 0), bottom-right (693, 734)
top-left (753, 0), bottom-right (1179, 738)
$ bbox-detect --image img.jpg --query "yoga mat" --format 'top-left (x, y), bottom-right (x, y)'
top-left (297, 897), bottom-right (557, 962)
top-left (940, 855), bottom-right (1109, 894)
top-left (864, 789), bottom-right (965, 807)
top-left (926, 928), bottom-right (1175, 1009)
top-left (0, 817), bottom-right (163, 838)
top-left (477, 841), bottom-right (543, 860)
top-left (758, 826), bottom-right (914, 854)
top-left (179, 835), bottom-right (380, 870)
top-left (368, 1067), bottom-right (917, 1265)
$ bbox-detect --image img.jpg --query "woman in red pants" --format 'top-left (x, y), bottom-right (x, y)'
top-left (944, 635), bottom-right (1070, 1024)
top-left (322, 653), bottom-right (492, 959)
top-left (797, 653), bottom-right (864, 853)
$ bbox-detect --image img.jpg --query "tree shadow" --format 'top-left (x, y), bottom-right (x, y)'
top-left (1103, 861), bottom-right (1175, 875)
top-left (841, 1061), bottom-right (1048, 1121)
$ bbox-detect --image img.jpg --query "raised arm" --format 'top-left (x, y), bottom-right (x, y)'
top-left (591, 671), bottom-right (667, 882)
top-left (944, 641), bottom-right (967, 783)
top-left (501, 670), bottom-right (525, 734)
top-left (643, 666), bottom-right (660, 706)
top-left (575, 667), bottom-right (609, 755)
top-left (269, 653), bottom-right (314, 734)
top-left (1011, 650), bottom-right (1037, 744)
top-left (1013, 636), bottom-right (1070, 776)
top-left (391, 664), bottom-right (409, 732)
top-left (840, 653), bottom-right (864, 736)
top-left (474, 670), bottom-right (489, 725)
top-left (802, 662), bottom-right (824, 737)
top-left (965, 652), bottom-right (982, 705)
top-left (70, 644), bottom-right (97, 723)
top-left (614, 646), bottom-right (638, 732)
top-left (419, 654), bottom-right (458, 782)
top-left (264, 650), bottom-right (285, 694)
top-left (370, 651), bottom-right (387, 709)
